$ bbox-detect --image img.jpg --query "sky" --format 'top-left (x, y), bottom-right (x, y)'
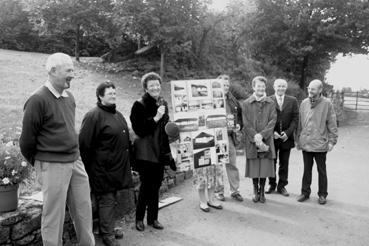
top-left (326, 54), bottom-right (369, 91)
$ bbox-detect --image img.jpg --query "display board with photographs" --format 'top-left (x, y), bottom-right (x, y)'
top-left (171, 79), bottom-right (229, 171)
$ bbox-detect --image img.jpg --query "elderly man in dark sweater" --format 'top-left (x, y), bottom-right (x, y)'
top-left (20, 53), bottom-right (95, 246)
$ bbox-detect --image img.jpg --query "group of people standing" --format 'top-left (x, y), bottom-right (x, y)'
top-left (19, 52), bottom-right (338, 246)
top-left (210, 75), bottom-right (338, 208)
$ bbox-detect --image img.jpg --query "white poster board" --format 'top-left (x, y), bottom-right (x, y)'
top-left (170, 79), bottom-right (230, 171)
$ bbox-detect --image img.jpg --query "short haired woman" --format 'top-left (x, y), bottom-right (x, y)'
top-left (242, 76), bottom-right (277, 203)
top-left (79, 81), bottom-right (133, 246)
top-left (130, 72), bottom-right (173, 231)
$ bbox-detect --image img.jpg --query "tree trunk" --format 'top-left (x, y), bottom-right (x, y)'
top-left (197, 27), bottom-right (211, 67)
top-left (75, 24), bottom-right (81, 62)
top-left (299, 55), bottom-right (309, 89)
top-left (160, 49), bottom-right (165, 79)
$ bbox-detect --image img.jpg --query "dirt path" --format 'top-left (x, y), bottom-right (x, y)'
top-left (113, 122), bottom-right (369, 246)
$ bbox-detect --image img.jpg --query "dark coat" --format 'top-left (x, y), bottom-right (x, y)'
top-left (242, 95), bottom-right (277, 159)
top-left (130, 93), bottom-right (170, 164)
top-left (226, 92), bottom-right (243, 145)
top-left (79, 103), bottom-right (133, 194)
top-left (270, 95), bottom-right (299, 149)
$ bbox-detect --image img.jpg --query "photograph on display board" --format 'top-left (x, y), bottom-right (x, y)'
top-left (192, 129), bottom-right (215, 150)
top-left (188, 100), bottom-right (201, 111)
top-left (215, 128), bottom-right (227, 141)
top-left (200, 99), bottom-right (213, 110)
top-left (217, 153), bottom-right (229, 164)
top-left (180, 132), bottom-right (192, 142)
top-left (172, 81), bottom-right (189, 113)
top-left (198, 114), bottom-right (206, 128)
top-left (174, 117), bottom-right (199, 132)
top-left (193, 147), bottom-right (216, 169)
top-left (215, 141), bottom-right (228, 155)
top-left (213, 98), bottom-right (225, 109)
top-left (173, 94), bottom-right (188, 113)
top-left (212, 80), bottom-right (222, 89)
top-left (188, 80), bottom-right (212, 101)
top-left (206, 114), bottom-right (227, 129)
top-left (212, 90), bottom-right (223, 99)
top-left (177, 142), bottom-right (193, 165)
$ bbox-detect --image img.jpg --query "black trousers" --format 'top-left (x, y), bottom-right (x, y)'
top-left (301, 151), bottom-right (328, 198)
top-left (92, 192), bottom-right (117, 237)
top-left (135, 161), bottom-right (164, 224)
top-left (269, 144), bottom-right (291, 190)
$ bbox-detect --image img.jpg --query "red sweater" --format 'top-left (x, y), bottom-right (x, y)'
top-left (20, 86), bottom-right (79, 165)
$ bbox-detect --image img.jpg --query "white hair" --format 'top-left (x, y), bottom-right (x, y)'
top-left (45, 53), bottom-right (73, 73)
top-left (274, 78), bottom-right (288, 87)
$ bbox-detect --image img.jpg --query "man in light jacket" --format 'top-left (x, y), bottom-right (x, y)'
top-left (296, 79), bottom-right (338, 205)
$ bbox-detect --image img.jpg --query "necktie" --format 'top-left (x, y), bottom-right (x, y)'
top-left (278, 96), bottom-right (283, 110)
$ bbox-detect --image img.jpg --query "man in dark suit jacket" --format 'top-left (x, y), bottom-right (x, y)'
top-left (266, 79), bottom-right (299, 196)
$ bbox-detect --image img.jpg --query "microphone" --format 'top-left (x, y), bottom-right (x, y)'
top-left (157, 97), bottom-right (165, 107)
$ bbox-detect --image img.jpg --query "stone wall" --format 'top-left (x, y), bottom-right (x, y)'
top-left (0, 169), bottom-right (193, 245)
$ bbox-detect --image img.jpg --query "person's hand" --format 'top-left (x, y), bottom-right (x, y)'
top-left (154, 105), bottom-right (166, 122)
top-left (328, 143), bottom-right (334, 152)
top-left (254, 133), bottom-right (263, 146)
top-left (280, 132), bottom-right (288, 142)
top-left (274, 131), bottom-right (281, 139)
top-left (233, 124), bottom-right (241, 133)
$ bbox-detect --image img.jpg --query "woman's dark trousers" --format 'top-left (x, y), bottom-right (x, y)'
top-left (136, 161), bottom-right (164, 224)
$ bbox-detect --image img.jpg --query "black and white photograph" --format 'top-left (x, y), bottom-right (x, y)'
top-left (1, 0), bottom-right (369, 245)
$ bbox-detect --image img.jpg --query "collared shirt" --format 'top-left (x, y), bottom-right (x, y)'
top-left (275, 93), bottom-right (285, 109)
top-left (45, 80), bottom-right (68, 98)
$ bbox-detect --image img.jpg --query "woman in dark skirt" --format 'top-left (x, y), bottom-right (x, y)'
top-left (130, 72), bottom-right (173, 231)
top-left (79, 82), bottom-right (133, 246)
top-left (242, 76), bottom-right (277, 203)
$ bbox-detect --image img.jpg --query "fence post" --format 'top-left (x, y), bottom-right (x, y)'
top-left (356, 91), bottom-right (359, 110)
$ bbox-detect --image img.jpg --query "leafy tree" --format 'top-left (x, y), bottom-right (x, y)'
top-left (28, 0), bottom-right (114, 61)
top-left (0, 0), bottom-right (35, 50)
top-left (245, 0), bottom-right (369, 88)
top-left (113, 0), bottom-right (206, 78)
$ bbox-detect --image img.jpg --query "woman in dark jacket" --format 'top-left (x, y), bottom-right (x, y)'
top-left (130, 72), bottom-right (171, 232)
top-left (79, 82), bottom-right (133, 246)
top-left (243, 76), bottom-right (277, 203)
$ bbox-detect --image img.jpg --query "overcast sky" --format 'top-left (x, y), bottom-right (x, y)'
top-left (326, 54), bottom-right (369, 91)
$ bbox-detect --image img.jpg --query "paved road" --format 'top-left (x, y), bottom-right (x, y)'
top-left (99, 124), bottom-right (369, 246)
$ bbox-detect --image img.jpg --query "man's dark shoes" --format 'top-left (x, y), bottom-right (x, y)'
top-left (265, 186), bottom-right (276, 194)
top-left (102, 235), bottom-right (120, 246)
top-left (231, 193), bottom-right (244, 202)
top-left (135, 220), bottom-right (145, 231)
top-left (148, 220), bottom-right (164, 230)
top-left (277, 187), bottom-right (290, 197)
top-left (318, 196), bottom-right (327, 205)
top-left (297, 194), bottom-right (309, 202)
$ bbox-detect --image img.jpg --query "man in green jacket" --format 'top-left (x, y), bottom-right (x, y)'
top-left (296, 79), bottom-right (338, 205)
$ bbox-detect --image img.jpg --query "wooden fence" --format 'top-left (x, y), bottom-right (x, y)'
top-left (335, 91), bottom-right (369, 111)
